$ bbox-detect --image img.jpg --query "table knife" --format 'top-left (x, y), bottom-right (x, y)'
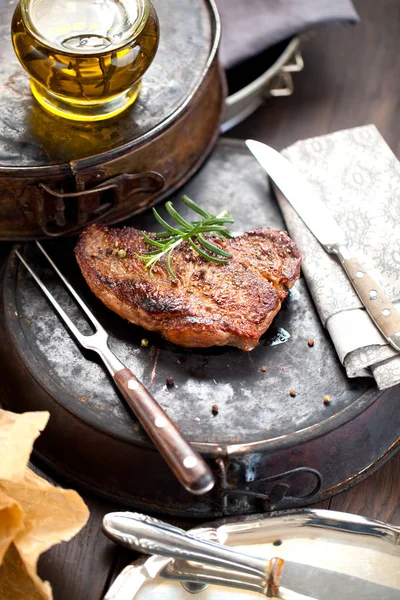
top-left (246, 139), bottom-right (400, 352)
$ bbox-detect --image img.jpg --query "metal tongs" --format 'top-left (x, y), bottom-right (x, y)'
top-left (16, 243), bottom-right (215, 495)
top-left (102, 511), bottom-right (317, 599)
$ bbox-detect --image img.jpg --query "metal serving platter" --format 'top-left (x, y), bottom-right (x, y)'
top-left (1, 139), bottom-right (399, 517)
top-left (105, 509), bottom-right (400, 599)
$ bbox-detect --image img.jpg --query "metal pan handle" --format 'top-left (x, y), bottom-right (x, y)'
top-left (18, 171), bottom-right (165, 237)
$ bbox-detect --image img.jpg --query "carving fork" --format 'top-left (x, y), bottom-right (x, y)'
top-left (15, 242), bottom-right (215, 496)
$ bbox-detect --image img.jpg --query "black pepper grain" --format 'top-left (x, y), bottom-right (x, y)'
top-left (166, 376), bottom-right (175, 389)
top-left (211, 404), bottom-right (219, 416)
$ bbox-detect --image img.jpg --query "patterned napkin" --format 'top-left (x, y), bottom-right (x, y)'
top-left (275, 125), bottom-right (400, 390)
top-left (215, 0), bottom-right (358, 69)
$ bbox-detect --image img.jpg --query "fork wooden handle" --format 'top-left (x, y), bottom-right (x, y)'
top-left (114, 368), bottom-right (215, 495)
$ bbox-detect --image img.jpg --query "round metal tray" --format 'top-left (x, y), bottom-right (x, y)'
top-left (1, 139), bottom-right (399, 518)
top-left (104, 509), bottom-right (400, 599)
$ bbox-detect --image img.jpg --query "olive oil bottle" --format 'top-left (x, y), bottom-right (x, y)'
top-left (11, 0), bottom-right (159, 121)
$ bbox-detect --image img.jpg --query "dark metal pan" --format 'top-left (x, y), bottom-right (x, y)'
top-left (1, 139), bottom-right (398, 518)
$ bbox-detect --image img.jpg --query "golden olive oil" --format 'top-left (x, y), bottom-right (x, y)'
top-left (11, 0), bottom-right (159, 121)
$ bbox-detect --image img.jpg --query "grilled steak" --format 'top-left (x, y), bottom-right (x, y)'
top-left (75, 224), bottom-right (301, 351)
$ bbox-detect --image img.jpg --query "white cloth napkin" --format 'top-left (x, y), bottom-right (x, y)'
top-left (275, 125), bottom-right (400, 390)
top-left (215, 0), bottom-right (359, 69)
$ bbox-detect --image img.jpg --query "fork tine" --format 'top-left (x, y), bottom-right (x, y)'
top-left (17, 247), bottom-right (216, 495)
top-left (16, 249), bottom-right (86, 345)
top-left (36, 241), bottom-right (104, 333)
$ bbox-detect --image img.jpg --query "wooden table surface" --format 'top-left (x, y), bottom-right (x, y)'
top-left (33, 0), bottom-right (400, 597)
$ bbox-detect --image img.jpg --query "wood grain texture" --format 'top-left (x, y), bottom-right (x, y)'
top-left (343, 257), bottom-right (400, 337)
top-left (113, 368), bottom-right (215, 495)
top-left (38, 497), bottom-right (117, 600)
top-left (35, 1), bottom-right (400, 598)
top-left (27, 465), bottom-right (117, 599)
top-left (329, 451), bottom-right (400, 525)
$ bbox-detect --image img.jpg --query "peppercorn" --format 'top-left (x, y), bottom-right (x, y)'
top-left (308, 339), bottom-right (315, 347)
top-left (323, 395), bottom-right (331, 405)
top-left (289, 389), bottom-right (296, 397)
top-left (118, 249), bottom-right (127, 259)
top-left (140, 338), bottom-right (149, 348)
top-left (260, 366), bottom-right (266, 372)
top-left (166, 376), bottom-right (175, 389)
top-left (211, 404), bottom-right (219, 416)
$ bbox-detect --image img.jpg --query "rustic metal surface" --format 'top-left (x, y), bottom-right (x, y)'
top-left (1, 139), bottom-right (399, 518)
top-left (0, 0), bottom-right (224, 238)
top-left (1, 0), bottom-right (213, 165)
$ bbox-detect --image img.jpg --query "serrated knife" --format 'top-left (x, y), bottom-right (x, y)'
top-left (246, 139), bottom-right (400, 352)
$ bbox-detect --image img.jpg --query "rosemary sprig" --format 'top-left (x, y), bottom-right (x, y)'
top-left (138, 195), bottom-right (234, 277)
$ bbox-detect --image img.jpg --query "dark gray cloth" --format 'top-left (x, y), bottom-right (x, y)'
top-left (215, 0), bottom-right (359, 69)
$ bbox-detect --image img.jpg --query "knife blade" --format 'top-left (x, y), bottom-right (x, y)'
top-left (246, 139), bottom-right (400, 352)
top-left (164, 556), bottom-right (400, 600)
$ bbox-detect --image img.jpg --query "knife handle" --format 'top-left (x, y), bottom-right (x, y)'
top-left (340, 256), bottom-right (400, 351)
top-left (114, 369), bottom-right (215, 495)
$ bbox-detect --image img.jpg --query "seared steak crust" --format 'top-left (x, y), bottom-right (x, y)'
top-left (75, 224), bottom-right (301, 351)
